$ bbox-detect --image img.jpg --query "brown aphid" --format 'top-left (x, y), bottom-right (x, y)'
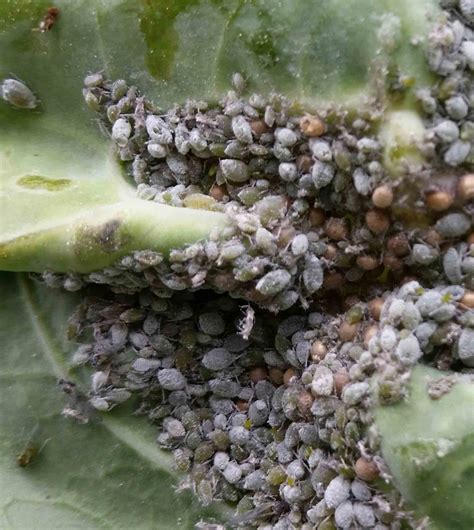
top-left (299, 115), bottom-right (326, 137)
top-left (386, 233), bottom-right (410, 257)
top-left (308, 207), bottom-right (326, 227)
top-left (249, 367), bottom-right (268, 383)
top-left (235, 399), bottom-right (250, 412)
top-left (209, 183), bottom-right (228, 201)
top-left (354, 457), bottom-right (379, 482)
top-left (460, 291), bottom-right (474, 309)
top-left (325, 217), bottom-right (348, 241)
top-left (458, 173), bottom-right (474, 202)
top-left (424, 228), bottom-right (443, 247)
top-left (296, 154), bottom-right (312, 173)
top-left (425, 190), bottom-right (454, 211)
top-left (297, 391), bottom-right (314, 416)
top-left (34, 6), bottom-right (60, 32)
top-left (269, 368), bottom-right (284, 385)
top-left (363, 325), bottom-right (378, 347)
top-left (311, 340), bottom-right (327, 362)
top-left (250, 119), bottom-right (269, 135)
top-left (334, 369), bottom-right (350, 396)
top-left (366, 209), bottom-right (390, 235)
top-left (356, 255), bottom-right (380, 271)
top-left (323, 244), bottom-right (338, 261)
top-left (372, 185), bottom-right (394, 209)
top-left (283, 367), bottom-right (298, 385)
top-left (468, 232), bottom-right (474, 245)
top-left (343, 295), bottom-right (360, 311)
top-left (323, 271), bottom-right (344, 290)
top-left (275, 226), bottom-right (296, 248)
top-left (17, 442), bottom-right (39, 467)
top-left (339, 321), bottom-right (359, 342)
top-left (383, 254), bottom-right (403, 273)
top-left (368, 298), bottom-right (383, 321)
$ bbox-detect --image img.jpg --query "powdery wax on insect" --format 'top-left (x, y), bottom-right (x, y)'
top-left (1, 78), bottom-right (37, 109)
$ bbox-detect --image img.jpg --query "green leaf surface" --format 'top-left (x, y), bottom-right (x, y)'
top-left (0, 0), bottom-right (439, 273)
top-left (375, 366), bottom-right (474, 530)
top-left (0, 273), bottom-right (224, 529)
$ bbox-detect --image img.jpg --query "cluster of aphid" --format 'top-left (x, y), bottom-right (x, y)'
top-left (64, 274), bottom-right (474, 529)
top-left (31, 2), bottom-right (474, 529)
top-left (38, 5), bottom-right (472, 314)
top-left (66, 286), bottom-right (401, 529)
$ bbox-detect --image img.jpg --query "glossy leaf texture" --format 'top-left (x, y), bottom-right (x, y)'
top-left (0, 0), bottom-right (439, 272)
top-left (0, 273), bottom-right (224, 529)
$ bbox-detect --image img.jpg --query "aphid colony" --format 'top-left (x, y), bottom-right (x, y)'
top-left (33, 2), bottom-right (474, 529)
top-left (64, 279), bottom-right (474, 529)
top-left (43, 6), bottom-right (473, 314)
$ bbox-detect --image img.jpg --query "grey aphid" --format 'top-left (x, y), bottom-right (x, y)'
top-left (394, 334), bottom-right (422, 365)
top-left (303, 255), bottom-right (324, 294)
top-left (461, 41), bottom-right (474, 70)
top-left (220, 159), bottom-right (249, 183)
top-left (89, 396), bottom-right (111, 411)
top-left (278, 162), bottom-right (298, 182)
top-left (224, 139), bottom-right (247, 159)
top-left (312, 365), bottom-right (334, 396)
top-left (324, 476), bottom-right (351, 508)
top-left (335, 501), bottom-right (355, 529)
top-left (291, 234), bottom-right (309, 256)
top-left (1, 78), bottom-right (37, 109)
top-left (275, 127), bottom-right (298, 147)
top-left (189, 129), bottom-right (207, 152)
top-left (84, 72), bottom-right (104, 88)
top-left (199, 312), bottom-right (225, 336)
top-left (232, 115), bottom-right (253, 144)
top-left (352, 168), bottom-right (371, 196)
top-left (157, 368), bottom-right (186, 390)
top-left (264, 105), bottom-right (276, 127)
top-left (249, 93), bottom-right (267, 110)
top-left (312, 160), bottom-right (335, 189)
top-left (231, 72), bottom-right (246, 93)
top-left (111, 118), bottom-right (132, 147)
top-left (147, 142), bottom-right (167, 159)
top-left (224, 100), bottom-right (244, 117)
top-left (248, 400), bottom-right (269, 426)
top-left (164, 417), bottom-right (186, 438)
top-left (146, 115), bottom-right (173, 144)
top-left (342, 382), bottom-right (369, 405)
top-left (256, 269), bottom-right (292, 296)
top-left (83, 89), bottom-right (100, 112)
top-left (416, 290), bottom-right (443, 316)
top-left (106, 104), bottom-right (120, 124)
top-left (309, 139), bottom-right (332, 161)
top-left (443, 247), bottom-right (464, 283)
top-left (91, 371), bottom-right (108, 393)
top-left (223, 461), bottom-right (242, 484)
top-left (460, 0), bottom-right (474, 23)
top-left (444, 140), bottom-right (471, 166)
top-left (435, 213), bottom-right (471, 238)
top-left (445, 95), bottom-right (469, 120)
top-left (458, 327), bottom-right (474, 366)
top-left (111, 79), bottom-right (128, 100)
top-left (202, 348), bottom-right (233, 371)
top-left (132, 358), bottom-right (160, 373)
top-left (434, 120), bottom-right (459, 143)
top-left (357, 137), bottom-right (381, 153)
top-left (412, 243), bottom-right (438, 265)
top-left (354, 502), bottom-right (376, 527)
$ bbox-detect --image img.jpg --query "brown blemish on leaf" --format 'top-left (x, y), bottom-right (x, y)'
top-left (77, 219), bottom-right (126, 255)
